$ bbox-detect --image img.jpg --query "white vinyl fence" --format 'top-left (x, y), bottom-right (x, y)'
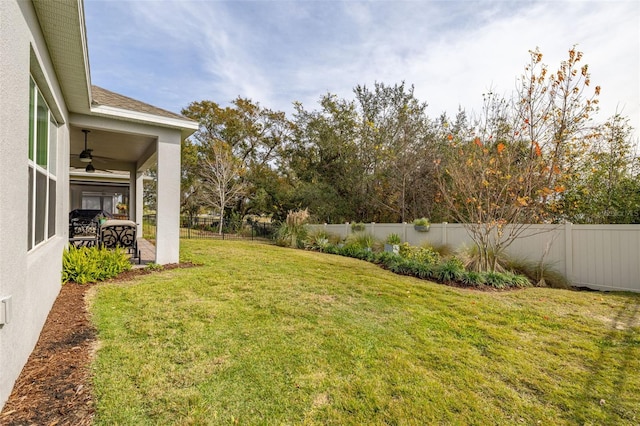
top-left (308, 222), bottom-right (640, 293)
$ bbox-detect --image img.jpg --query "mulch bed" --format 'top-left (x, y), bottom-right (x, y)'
top-left (0, 263), bottom-right (194, 425)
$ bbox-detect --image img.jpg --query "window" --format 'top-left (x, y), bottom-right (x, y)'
top-left (28, 77), bottom-right (57, 250)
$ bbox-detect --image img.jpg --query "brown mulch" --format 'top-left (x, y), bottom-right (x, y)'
top-left (0, 263), bottom-right (195, 426)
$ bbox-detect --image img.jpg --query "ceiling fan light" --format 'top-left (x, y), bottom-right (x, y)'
top-left (79, 150), bottom-right (92, 162)
top-left (85, 163), bottom-right (95, 173)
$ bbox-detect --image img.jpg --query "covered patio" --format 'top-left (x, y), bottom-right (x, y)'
top-left (68, 86), bottom-right (198, 264)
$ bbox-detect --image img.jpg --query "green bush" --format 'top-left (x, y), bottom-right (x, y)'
top-left (484, 271), bottom-right (509, 289)
top-left (503, 272), bottom-right (532, 288)
top-left (346, 232), bottom-right (376, 250)
top-left (304, 229), bottom-right (335, 251)
top-left (398, 243), bottom-right (440, 265)
top-left (434, 257), bottom-right (465, 282)
top-left (62, 245), bottom-right (132, 284)
top-left (274, 223), bottom-right (309, 248)
top-left (338, 245), bottom-right (375, 262)
top-left (461, 271), bottom-right (487, 287)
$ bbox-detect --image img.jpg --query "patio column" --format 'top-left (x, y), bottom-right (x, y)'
top-left (135, 171), bottom-right (144, 236)
top-left (128, 164), bottom-right (137, 222)
top-left (155, 135), bottom-right (181, 264)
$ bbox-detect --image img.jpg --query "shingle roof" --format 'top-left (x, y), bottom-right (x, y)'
top-left (91, 85), bottom-right (188, 121)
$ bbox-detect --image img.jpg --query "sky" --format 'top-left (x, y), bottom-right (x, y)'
top-left (84, 0), bottom-right (640, 137)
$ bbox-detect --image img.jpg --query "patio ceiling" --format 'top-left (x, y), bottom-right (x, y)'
top-left (69, 125), bottom-right (156, 171)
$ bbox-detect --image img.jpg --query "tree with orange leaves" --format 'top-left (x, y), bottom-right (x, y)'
top-left (436, 47), bottom-right (603, 272)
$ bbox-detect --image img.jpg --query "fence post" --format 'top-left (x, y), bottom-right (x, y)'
top-left (371, 222), bottom-right (375, 237)
top-left (345, 222), bottom-right (350, 238)
top-left (402, 222), bottom-right (407, 243)
top-left (564, 222), bottom-right (573, 283)
top-left (442, 222), bottom-right (448, 246)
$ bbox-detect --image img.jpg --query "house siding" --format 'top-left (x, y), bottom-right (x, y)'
top-left (0, 0), bottom-right (70, 409)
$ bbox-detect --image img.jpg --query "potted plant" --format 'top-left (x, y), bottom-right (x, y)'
top-left (116, 202), bottom-right (128, 214)
top-left (97, 214), bottom-right (107, 225)
top-left (413, 217), bottom-right (430, 232)
top-left (384, 233), bottom-right (401, 254)
top-left (351, 222), bottom-right (366, 232)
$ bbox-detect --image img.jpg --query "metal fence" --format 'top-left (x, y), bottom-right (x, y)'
top-left (143, 214), bottom-right (275, 241)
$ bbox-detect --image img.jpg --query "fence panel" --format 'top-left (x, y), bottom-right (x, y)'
top-left (571, 225), bottom-right (640, 292)
top-left (308, 222), bottom-right (640, 292)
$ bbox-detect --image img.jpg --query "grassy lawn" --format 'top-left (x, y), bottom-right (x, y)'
top-left (90, 240), bottom-right (640, 425)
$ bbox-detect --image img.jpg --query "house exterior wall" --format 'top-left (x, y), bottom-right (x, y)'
top-left (0, 0), bottom-right (70, 409)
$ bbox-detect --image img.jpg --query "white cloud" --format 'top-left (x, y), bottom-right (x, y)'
top-left (85, 0), bottom-right (639, 137)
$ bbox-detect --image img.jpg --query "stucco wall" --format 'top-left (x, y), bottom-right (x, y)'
top-left (0, 0), bottom-right (70, 409)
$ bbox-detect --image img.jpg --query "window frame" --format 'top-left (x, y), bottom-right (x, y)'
top-left (28, 76), bottom-right (58, 251)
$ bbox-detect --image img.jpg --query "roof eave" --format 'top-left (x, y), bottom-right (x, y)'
top-left (32, 0), bottom-right (92, 114)
top-left (90, 104), bottom-right (199, 139)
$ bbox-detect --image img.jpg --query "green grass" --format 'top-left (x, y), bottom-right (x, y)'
top-left (90, 240), bottom-right (640, 425)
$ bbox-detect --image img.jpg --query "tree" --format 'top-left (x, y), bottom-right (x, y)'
top-left (353, 82), bottom-right (435, 222)
top-left (180, 138), bottom-right (202, 221)
top-left (435, 47), bottom-right (602, 271)
top-left (436, 93), bottom-right (550, 271)
top-left (561, 114), bottom-right (640, 223)
top-left (198, 141), bottom-right (248, 234)
top-left (288, 94), bottom-right (365, 222)
top-left (182, 98), bottom-right (293, 219)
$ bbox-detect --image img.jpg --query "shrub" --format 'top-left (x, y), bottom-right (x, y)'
top-left (337, 244), bottom-right (375, 262)
top-left (434, 257), bottom-right (465, 282)
top-left (503, 272), bottom-right (532, 288)
top-left (275, 209), bottom-right (310, 248)
top-left (62, 245), bottom-right (131, 284)
top-left (374, 251), bottom-right (404, 270)
top-left (484, 271), bottom-right (509, 289)
top-left (304, 229), bottom-right (337, 251)
top-left (398, 243), bottom-right (440, 265)
top-left (346, 232), bottom-right (376, 250)
top-left (461, 271), bottom-right (486, 287)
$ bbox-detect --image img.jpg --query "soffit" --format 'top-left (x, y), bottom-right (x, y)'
top-left (32, 0), bottom-right (91, 114)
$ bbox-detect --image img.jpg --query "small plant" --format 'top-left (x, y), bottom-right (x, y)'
top-left (304, 230), bottom-right (337, 251)
top-left (385, 233), bottom-right (402, 245)
top-left (275, 209), bottom-right (309, 248)
top-left (484, 271), bottom-right (509, 289)
top-left (503, 272), bottom-right (531, 288)
top-left (434, 257), bottom-right (465, 282)
top-left (413, 217), bottom-right (430, 226)
top-left (461, 271), bottom-right (487, 287)
top-left (146, 262), bottom-right (164, 271)
top-left (346, 232), bottom-right (376, 250)
top-left (350, 222), bottom-right (366, 232)
top-left (62, 245), bottom-right (131, 284)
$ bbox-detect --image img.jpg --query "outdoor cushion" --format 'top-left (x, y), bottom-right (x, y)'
top-left (99, 219), bottom-right (140, 263)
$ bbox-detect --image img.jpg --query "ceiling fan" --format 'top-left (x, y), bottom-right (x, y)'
top-left (79, 129), bottom-right (93, 162)
top-left (73, 129), bottom-right (110, 173)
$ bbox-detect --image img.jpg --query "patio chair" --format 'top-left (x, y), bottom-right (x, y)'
top-left (99, 219), bottom-right (141, 264)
